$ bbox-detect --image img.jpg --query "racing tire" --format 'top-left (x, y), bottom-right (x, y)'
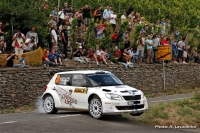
top-left (129, 112), bottom-right (144, 116)
top-left (89, 98), bottom-right (103, 119)
top-left (43, 95), bottom-right (58, 114)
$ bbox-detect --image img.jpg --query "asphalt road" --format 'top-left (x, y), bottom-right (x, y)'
top-left (0, 93), bottom-right (199, 133)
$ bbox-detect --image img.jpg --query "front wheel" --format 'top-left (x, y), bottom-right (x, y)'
top-left (89, 98), bottom-right (103, 119)
top-left (43, 95), bottom-right (58, 114)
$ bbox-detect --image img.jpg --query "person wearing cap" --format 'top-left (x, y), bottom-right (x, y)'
top-left (73, 46), bottom-right (89, 64)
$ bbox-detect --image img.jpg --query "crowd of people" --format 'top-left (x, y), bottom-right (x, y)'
top-left (1, 3), bottom-right (200, 68)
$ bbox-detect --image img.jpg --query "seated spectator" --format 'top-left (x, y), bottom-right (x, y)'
top-left (114, 46), bottom-right (122, 60)
top-left (13, 54), bottom-right (29, 68)
top-left (86, 48), bottom-right (99, 65)
top-left (42, 50), bottom-right (55, 66)
top-left (0, 37), bottom-right (6, 54)
top-left (73, 46), bottom-right (89, 64)
top-left (128, 47), bottom-right (137, 63)
top-left (95, 46), bottom-right (108, 65)
top-left (24, 36), bottom-right (37, 53)
top-left (49, 49), bottom-right (63, 65)
top-left (123, 48), bottom-right (132, 64)
top-left (192, 47), bottom-right (199, 63)
top-left (6, 51), bottom-right (18, 67)
top-left (104, 49), bottom-right (110, 60)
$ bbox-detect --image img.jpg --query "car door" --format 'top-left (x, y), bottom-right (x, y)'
top-left (54, 74), bottom-right (76, 108)
top-left (70, 74), bottom-right (90, 109)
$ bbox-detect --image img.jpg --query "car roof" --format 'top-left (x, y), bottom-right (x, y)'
top-left (56, 70), bottom-right (111, 75)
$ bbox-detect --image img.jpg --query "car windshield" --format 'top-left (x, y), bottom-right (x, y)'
top-left (85, 73), bottom-right (124, 86)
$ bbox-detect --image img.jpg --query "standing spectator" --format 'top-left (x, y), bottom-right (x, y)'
top-left (63, 3), bottom-right (71, 15)
top-left (51, 25), bottom-right (58, 51)
top-left (152, 34), bottom-right (160, 63)
top-left (177, 37), bottom-right (187, 64)
top-left (58, 9), bottom-right (65, 26)
top-left (109, 10), bottom-right (117, 31)
top-left (121, 12), bottom-right (127, 24)
top-left (48, 15), bottom-right (57, 31)
top-left (175, 29), bottom-right (180, 41)
top-left (103, 6), bottom-right (111, 22)
top-left (52, 6), bottom-right (58, 16)
top-left (146, 35), bottom-right (154, 64)
top-left (94, 7), bottom-right (102, 23)
top-left (76, 34), bottom-right (83, 46)
top-left (136, 37), bottom-right (145, 64)
top-left (82, 5), bottom-right (92, 27)
top-left (171, 39), bottom-right (178, 63)
top-left (6, 51), bottom-right (18, 67)
top-left (12, 30), bottom-right (26, 55)
top-left (161, 36), bottom-right (169, 45)
top-left (128, 11), bottom-right (135, 24)
top-left (61, 25), bottom-right (69, 59)
top-left (74, 9), bottom-right (83, 27)
top-left (167, 20), bottom-right (171, 34)
top-left (70, 6), bottom-right (75, 17)
top-left (24, 36), bottom-right (37, 52)
top-left (0, 37), bottom-right (6, 54)
top-left (26, 26), bottom-right (38, 49)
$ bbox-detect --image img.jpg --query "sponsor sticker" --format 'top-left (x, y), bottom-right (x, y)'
top-left (74, 88), bottom-right (88, 94)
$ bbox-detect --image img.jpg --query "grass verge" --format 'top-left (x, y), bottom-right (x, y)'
top-left (123, 92), bottom-right (200, 128)
top-left (0, 104), bottom-right (36, 114)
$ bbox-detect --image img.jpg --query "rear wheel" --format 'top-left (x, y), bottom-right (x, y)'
top-left (89, 98), bottom-right (103, 119)
top-left (43, 95), bottom-right (58, 114)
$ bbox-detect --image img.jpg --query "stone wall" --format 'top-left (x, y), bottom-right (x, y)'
top-left (0, 64), bottom-right (200, 110)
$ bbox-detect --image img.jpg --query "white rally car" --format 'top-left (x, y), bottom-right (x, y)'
top-left (42, 70), bottom-right (148, 118)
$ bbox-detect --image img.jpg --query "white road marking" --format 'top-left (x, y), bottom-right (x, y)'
top-left (0, 121), bottom-right (17, 125)
top-left (49, 114), bottom-right (80, 119)
top-left (149, 97), bottom-right (190, 103)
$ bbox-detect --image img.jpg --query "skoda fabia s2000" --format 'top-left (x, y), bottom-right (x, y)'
top-left (42, 70), bottom-right (148, 118)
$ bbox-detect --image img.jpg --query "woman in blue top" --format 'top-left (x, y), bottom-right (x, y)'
top-left (171, 39), bottom-right (178, 63)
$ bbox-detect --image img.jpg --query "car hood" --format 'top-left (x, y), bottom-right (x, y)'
top-left (92, 85), bottom-right (142, 95)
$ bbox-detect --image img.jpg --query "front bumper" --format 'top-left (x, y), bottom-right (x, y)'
top-left (102, 96), bottom-right (148, 114)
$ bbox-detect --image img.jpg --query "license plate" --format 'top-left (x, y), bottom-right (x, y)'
top-left (127, 101), bottom-right (134, 105)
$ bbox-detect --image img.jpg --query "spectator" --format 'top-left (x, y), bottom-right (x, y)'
top-left (114, 46), bottom-right (122, 60)
top-left (82, 36), bottom-right (87, 49)
top-left (86, 48), bottom-right (99, 65)
top-left (51, 25), bottom-right (58, 51)
top-left (0, 37), bottom-right (6, 54)
top-left (128, 47), bottom-right (137, 63)
top-left (152, 34), bottom-right (160, 63)
top-left (73, 46), bottom-right (89, 64)
top-left (121, 12), bottom-right (127, 24)
top-left (70, 6), bottom-right (75, 17)
top-left (109, 10), bottom-right (117, 31)
top-left (74, 9), bottom-right (83, 27)
top-left (171, 39), bottom-right (178, 64)
top-left (48, 15), bottom-right (57, 31)
top-left (177, 37), bottom-right (187, 64)
top-left (192, 47), bottom-right (199, 63)
top-left (95, 46), bottom-right (108, 65)
top-left (175, 29), bottom-right (180, 41)
top-left (58, 9), bottom-right (65, 26)
top-left (49, 49), bottom-right (63, 65)
top-left (161, 36), bottom-right (169, 45)
top-left (123, 48), bottom-right (132, 64)
top-left (136, 36), bottom-right (145, 64)
top-left (61, 25), bottom-right (69, 59)
top-left (104, 49), bottom-right (110, 60)
top-left (103, 6), bottom-right (111, 22)
top-left (111, 31), bottom-right (119, 45)
top-left (52, 6), bottom-right (58, 16)
top-left (42, 50), bottom-right (55, 66)
top-left (26, 26), bottom-right (39, 48)
top-left (0, 22), bottom-right (7, 40)
top-left (24, 36), bottom-right (37, 52)
top-left (63, 3), bottom-right (71, 15)
top-left (124, 38), bottom-right (130, 49)
top-left (94, 7), bottom-right (102, 23)
top-left (13, 54), bottom-right (29, 68)
top-left (146, 35), bottom-right (154, 64)
top-left (6, 51), bottom-right (18, 67)
top-left (128, 11), bottom-right (135, 24)
top-left (122, 29), bottom-right (129, 43)
top-left (12, 30), bottom-right (26, 55)
top-left (82, 5), bottom-right (92, 27)
top-left (76, 34), bottom-right (83, 46)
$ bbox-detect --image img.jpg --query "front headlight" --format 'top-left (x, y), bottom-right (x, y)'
top-left (105, 93), bottom-right (123, 101)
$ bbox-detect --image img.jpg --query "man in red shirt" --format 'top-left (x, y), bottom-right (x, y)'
top-left (161, 36), bottom-right (169, 45)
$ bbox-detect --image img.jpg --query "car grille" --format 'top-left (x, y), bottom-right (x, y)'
top-left (123, 95), bottom-right (141, 101)
top-left (115, 104), bottom-right (144, 110)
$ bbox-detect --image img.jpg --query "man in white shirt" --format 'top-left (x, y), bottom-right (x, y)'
top-left (109, 11), bottom-right (117, 31)
top-left (95, 47), bottom-right (108, 65)
top-left (51, 25), bottom-right (58, 51)
top-left (121, 12), bottom-right (127, 24)
top-left (24, 36), bottom-right (37, 52)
